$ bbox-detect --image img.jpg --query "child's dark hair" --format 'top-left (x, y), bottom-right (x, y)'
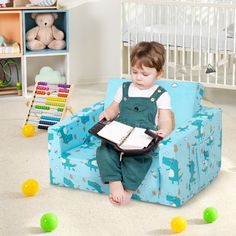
top-left (130, 41), bottom-right (166, 72)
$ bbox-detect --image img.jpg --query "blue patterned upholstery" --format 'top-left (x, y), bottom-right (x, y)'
top-left (48, 79), bottom-right (222, 207)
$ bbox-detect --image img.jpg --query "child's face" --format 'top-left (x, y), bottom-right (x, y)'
top-left (131, 65), bottom-right (162, 90)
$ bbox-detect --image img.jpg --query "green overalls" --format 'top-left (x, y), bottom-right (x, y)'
top-left (96, 82), bottom-right (166, 191)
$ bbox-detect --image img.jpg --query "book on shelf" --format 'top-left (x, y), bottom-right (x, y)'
top-left (0, 42), bottom-right (20, 54)
top-left (89, 119), bottom-right (162, 155)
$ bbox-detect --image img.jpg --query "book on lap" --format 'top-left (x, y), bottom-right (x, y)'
top-left (97, 121), bottom-right (153, 149)
top-left (89, 119), bottom-right (162, 155)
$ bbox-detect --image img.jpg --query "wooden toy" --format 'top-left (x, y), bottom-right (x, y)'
top-left (24, 82), bottom-right (73, 130)
top-left (0, 58), bottom-right (22, 96)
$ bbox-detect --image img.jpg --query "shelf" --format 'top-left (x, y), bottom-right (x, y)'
top-left (0, 0), bottom-right (58, 10)
top-left (24, 49), bottom-right (68, 56)
top-left (23, 9), bottom-right (69, 55)
top-left (23, 54), bottom-right (69, 97)
top-left (0, 11), bottom-right (23, 57)
top-left (0, 53), bottom-right (22, 58)
top-left (0, 6), bottom-right (58, 10)
top-left (25, 51), bottom-right (68, 58)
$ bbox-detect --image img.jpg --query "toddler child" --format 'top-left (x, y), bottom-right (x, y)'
top-left (96, 41), bottom-right (173, 206)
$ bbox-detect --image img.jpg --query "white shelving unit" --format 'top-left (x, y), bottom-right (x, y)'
top-left (0, 4), bottom-right (69, 97)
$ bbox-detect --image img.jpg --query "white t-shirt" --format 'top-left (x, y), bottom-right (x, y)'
top-left (114, 83), bottom-right (171, 126)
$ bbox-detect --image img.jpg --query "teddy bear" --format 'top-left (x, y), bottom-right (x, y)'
top-left (26, 13), bottom-right (66, 51)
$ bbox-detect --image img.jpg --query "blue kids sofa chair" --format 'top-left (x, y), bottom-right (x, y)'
top-left (48, 79), bottom-right (222, 207)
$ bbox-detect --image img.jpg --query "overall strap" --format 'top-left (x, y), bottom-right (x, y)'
top-left (149, 86), bottom-right (167, 103)
top-left (122, 82), bottom-right (132, 99)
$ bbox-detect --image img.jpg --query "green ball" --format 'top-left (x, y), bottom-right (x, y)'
top-left (40, 213), bottom-right (58, 232)
top-left (203, 207), bottom-right (218, 223)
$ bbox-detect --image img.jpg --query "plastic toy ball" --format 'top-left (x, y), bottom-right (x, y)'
top-left (170, 216), bottom-right (187, 233)
top-left (203, 207), bottom-right (218, 223)
top-left (22, 179), bottom-right (39, 197)
top-left (40, 213), bottom-right (59, 232)
top-left (22, 124), bottom-right (35, 137)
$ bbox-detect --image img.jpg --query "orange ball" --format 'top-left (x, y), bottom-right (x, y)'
top-left (22, 124), bottom-right (35, 137)
top-left (22, 179), bottom-right (39, 196)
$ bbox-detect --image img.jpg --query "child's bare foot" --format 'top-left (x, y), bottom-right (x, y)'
top-left (122, 189), bottom-right (133, 205)
top-left (109, 181), bottom-right (124, 205)
top-left (109, 193), bottom-right (119, 205)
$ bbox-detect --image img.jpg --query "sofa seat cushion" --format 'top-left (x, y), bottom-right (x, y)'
top-left (65, 136), bottom-right (101, 176)
top-left (52, 135), bottom-right (163, 200)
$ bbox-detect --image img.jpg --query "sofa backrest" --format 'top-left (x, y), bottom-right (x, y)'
top-left (104, 78), bottom-right (204, 128)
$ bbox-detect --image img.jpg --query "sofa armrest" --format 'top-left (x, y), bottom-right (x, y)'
top-left (48, 101), bottom-right (104, 157)
top-left (157, 106), bottom-right (222, 206)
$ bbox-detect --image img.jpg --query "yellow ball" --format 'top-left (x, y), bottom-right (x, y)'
top-left (22, 179), bottom-right (39, 196)
top-left (170, 216), bottom-right (187, 233)
top-left (22, 124), bottom-right (35, 137)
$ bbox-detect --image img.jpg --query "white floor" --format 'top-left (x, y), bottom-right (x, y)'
top-left (0, 83), bottom-right (236, 236)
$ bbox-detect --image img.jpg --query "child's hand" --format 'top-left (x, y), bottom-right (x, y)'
top-left (156, 129), bottom-right (169, 138)
top-left (98, 101), bottom-right (120, 122)
top-left (99, 111), bottom-right (111, 121)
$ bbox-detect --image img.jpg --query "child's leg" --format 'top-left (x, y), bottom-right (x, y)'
top-left (121, 153), bottom-right (153, 205)
top-left (96, 142), bottom-right (124, 204)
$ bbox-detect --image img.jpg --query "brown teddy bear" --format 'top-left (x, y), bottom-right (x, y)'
top-left (26, 13), bottom-right (66, 51)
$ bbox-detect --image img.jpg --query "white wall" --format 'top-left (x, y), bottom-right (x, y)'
top-left (62, 0), bottom-right (122, 84)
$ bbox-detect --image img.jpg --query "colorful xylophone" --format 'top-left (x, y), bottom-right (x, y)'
top-left (24, 82), bottom-right (73, 130)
